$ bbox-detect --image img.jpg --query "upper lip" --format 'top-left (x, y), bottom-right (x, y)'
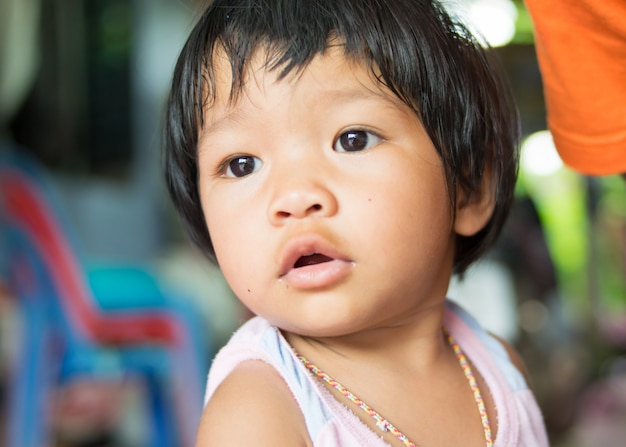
top-left (277, 234), bottom-right (350, 277)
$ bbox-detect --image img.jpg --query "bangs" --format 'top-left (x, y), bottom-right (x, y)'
top-left (180, 0), bottom-right (462, 122)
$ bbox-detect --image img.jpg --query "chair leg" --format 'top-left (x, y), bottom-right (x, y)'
top-left (6, 304), bottom-right (57, 447)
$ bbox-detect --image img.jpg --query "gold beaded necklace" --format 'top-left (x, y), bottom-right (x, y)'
top-left (293, 330), bottom-right (493, 447)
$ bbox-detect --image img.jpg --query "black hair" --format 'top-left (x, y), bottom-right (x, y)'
top-left (164, 0), bottom-right (520, 274)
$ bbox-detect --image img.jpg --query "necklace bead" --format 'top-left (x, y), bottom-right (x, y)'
top-left (293, 329), bottom-right (493, 447)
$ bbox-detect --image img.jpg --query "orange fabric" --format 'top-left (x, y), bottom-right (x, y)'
top-left (525, 0), bottom-right (626, 175)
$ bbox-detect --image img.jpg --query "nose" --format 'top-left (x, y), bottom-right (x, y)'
top-left (268, 176), bottom-right (338, 224)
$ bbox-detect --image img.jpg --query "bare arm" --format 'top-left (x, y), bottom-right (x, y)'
top-left (196, 360), bottom-right (310, 446)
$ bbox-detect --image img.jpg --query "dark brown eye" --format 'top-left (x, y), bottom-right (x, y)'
top-left (226, 156), bottom-right (262, 177)
top-left (334, 130), bottom-right (382, 152)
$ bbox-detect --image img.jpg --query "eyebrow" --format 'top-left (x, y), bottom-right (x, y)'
top-left (200, 108), bottom-right (250, 139)
top-left (198, 83), bottom-right (408, 145)
top-left (197, 105), bottom-right (259, 154)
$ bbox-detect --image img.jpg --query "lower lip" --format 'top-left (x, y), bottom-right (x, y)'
top-left (280, 259), bottom-right (353, 289)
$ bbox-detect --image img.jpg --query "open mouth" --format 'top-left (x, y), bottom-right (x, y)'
top-left (293, 253), bottom-right (334, 268)
top-left (279, 242), bottom-right (352, 289)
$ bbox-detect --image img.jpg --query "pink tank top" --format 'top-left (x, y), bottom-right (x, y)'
top-left (204, 300), bottom-right (549, 446)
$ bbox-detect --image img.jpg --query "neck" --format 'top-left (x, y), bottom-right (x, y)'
top-left (283, 301), bottom-right (450, 376)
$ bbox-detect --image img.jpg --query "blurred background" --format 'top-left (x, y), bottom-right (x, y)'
top-left (0, 0), bottom-right (624, 446)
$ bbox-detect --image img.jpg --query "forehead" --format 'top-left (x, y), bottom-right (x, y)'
top-left (201, 44), bottom-right (405, 132)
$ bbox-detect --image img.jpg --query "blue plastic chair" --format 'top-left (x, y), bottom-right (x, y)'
top-left (0, 150), bottom-right (209, 447)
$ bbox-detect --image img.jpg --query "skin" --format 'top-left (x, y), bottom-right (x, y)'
top-left (195, 46), bottom-right (512, 446)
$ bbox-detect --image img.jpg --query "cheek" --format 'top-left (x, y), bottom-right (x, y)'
top-left (202, 195), bottom-right (266, 295)
top-left (369, 162), bottom-right (451, 220)
top-left (364, 168), bottom-right (453, 252)
top-left (208, 225), bottom-right (256, 299)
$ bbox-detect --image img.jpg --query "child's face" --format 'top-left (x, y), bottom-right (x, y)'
top-left (197, 47), bottom-right (458, 337)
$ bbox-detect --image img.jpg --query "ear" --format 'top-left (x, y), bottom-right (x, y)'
top-left (453, 173), bottom-right (496, 237)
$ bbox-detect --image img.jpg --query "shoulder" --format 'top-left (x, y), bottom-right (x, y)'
top-left (197, 360), bottom-right (310, 446)
top-left (489, 332), bottom-right (532, 387)
top-left (444, 300), bottom-right (531, 389)
top-left (204, 316), bottom-right (279, 399)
